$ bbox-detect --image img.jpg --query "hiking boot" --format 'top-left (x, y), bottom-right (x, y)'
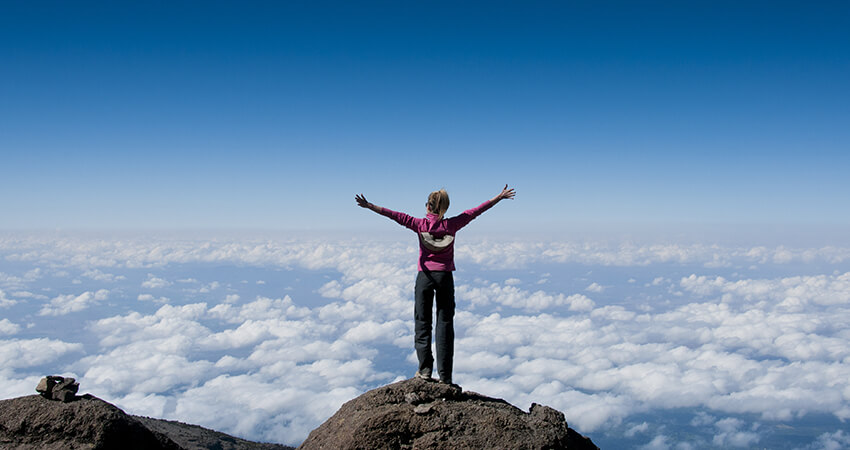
top-left (415, 368), bottom-right (432, 380)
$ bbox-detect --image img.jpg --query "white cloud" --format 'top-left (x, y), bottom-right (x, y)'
top-left (625, 421), bottom-right (650, 437)
top-left (109, 391), bottom-right (171, 418)
top-left (89, 303), bottom-right (210, 348)
top-left (0, 369), bottom-right (47, 400)
top-left (317, 280), bottom-right (343, 298)
top-left (0, 319), bottom-right (21, 335)
top-left (137, 294), bottom-right (170, 303)
top-left (590, 305), bottom-right (636, 321)
top-left (210, 296), bottom-right (310, 323)
top-left (680, 272), bottom-right (850, 309)
top-left (651, 277), bottom-right (668, 286)
top-left (453, 350), bottom-right (514, 376)
top-left (198, 281), bottom-right (220, 293)
top-left (0, 338), bottom-right (84, 369)
top-left (567, 294), bottom-right (596, 312)
top-left (9, 290), bottom-right (48, 300)
top-left (773, 247), bottom-right (794, 264)
top-left (805, 430), bottom-right (850, 450)
top-left (2, 233), bottom-right (838, 274)
top-left (201, 320), bottom-right (276, 351)
top-left (78, 343), bottom-right (216, 394)
top-left (457, 283), bottom-right (596, 312)
top-left (711, 417), bottom-right (760, 448)
top-left (316, 300), bottom-right (369, 323)
top-left (162, 373), bottom-right (362, 446)
top-left (586, 282), bottom-right (604, 293)
top-left (0, 269), bottom-right (42, 290)
top-left (142, 274), bottom-right (171, 289)
top-left (0, 273), bottom-right (26, 289)
top-left (341, 319), bottom-right (409, 345)
top-left (0, 289), bottom-right (17, 308)
top-left (39, 289), bottom-right (109, 316)
top-left (640, 434), bottom-right (671, 450)
top-left (82, 269), bottom-right (126, 282)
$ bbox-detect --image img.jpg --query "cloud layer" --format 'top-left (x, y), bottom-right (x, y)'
top-left (1, 232), bottom-right (849, 447)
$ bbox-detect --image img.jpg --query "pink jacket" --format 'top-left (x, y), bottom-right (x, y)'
top-left (379, 200), bottom-right (495, 271)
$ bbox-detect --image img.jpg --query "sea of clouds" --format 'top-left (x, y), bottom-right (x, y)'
top-left (1, 232), bottom-right (850, 448)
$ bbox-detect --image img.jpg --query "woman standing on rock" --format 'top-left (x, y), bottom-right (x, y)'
top-left (355, 185), bottom-right (516, 385)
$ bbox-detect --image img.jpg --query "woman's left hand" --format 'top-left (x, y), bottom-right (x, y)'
top-left (497, 184), bottom-right (516, 201)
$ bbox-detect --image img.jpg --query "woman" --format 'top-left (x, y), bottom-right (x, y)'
top-left (355, 185), bottom-right (516, 384)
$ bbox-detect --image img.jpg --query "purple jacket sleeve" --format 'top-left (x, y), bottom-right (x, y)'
top-left (378, 207), bottom-right (423, 232)
top-left (446, 200), bottom-right (495, 232)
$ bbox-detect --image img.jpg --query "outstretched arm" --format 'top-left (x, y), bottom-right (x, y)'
top-left (446, 184), bottom-right (517, 231)
top-left (356, 194), bottom-right (422, 230)
top-left (355, 194), bottom-right (382, 214)
top-left (489, 184), bottom-right (516, 205)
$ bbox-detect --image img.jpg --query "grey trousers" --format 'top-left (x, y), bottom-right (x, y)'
top-left (414, 271), bottom-right (455, 380)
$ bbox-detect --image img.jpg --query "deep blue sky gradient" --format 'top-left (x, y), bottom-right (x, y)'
top-left (2, 1), bottom-right (848, 230)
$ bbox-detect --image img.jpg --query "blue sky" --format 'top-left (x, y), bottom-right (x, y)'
top-left (2, 1), bottom-right (849, 230)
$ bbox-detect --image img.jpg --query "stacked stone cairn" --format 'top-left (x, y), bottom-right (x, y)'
top-left (36, 376), bottom-right (79, 402)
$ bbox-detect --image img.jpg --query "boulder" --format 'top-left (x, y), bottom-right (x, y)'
top-left (0, 394), bottom-right (295, 450)
top-left (35, 375), bottom-right (79, 403)
top-left (298, 378), bottom-right (598, 450)
top-left (0, 394), bottom-right (181, 450)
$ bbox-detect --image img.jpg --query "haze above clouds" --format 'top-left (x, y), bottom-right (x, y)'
top-left (2, 233), bottom-right (850, 448)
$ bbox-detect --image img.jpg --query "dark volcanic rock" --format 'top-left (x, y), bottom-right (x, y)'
top-left (298, 378), bottom-right (598, 450)
top-left (0, 394), bottom-right (294, 450)
top-left (0, 394), bottom-right (180, 450)
top-left (35, 375), bottom-right (80, 402)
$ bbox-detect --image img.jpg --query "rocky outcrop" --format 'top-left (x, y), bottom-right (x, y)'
top-left (0, 394), bottom-right (294, 450)
top-left (298, 378), bottom-right (598, 450)
top-left (35, 376), bottom-right (79, 402)
top-left (0, 394), bottom-right (182, 450)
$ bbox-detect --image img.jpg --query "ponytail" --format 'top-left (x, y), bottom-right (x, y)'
top-left (427, 189), bottom-right (450, 221)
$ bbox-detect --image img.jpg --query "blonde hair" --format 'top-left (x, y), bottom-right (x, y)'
top-left (427, 189), bottom-right (450, 220)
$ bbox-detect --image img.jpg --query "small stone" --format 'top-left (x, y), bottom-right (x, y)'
top-left (36, 378), bottom-right (52, 395)
top-left (413, 403), bottom-right (433, 415)
top-left (404, 392), bottom-right (421, 405)
top-left (55, 377), bottom-right (79, 394)
top-left (36, 376), bottom-right (63, 398)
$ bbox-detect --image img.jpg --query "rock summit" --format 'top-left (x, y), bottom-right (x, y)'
top-left (299, 378), bottom-right (598, 450)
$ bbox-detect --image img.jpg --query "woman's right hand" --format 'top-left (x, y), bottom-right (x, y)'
top-left (355, 194), bottom-right (371, 208)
